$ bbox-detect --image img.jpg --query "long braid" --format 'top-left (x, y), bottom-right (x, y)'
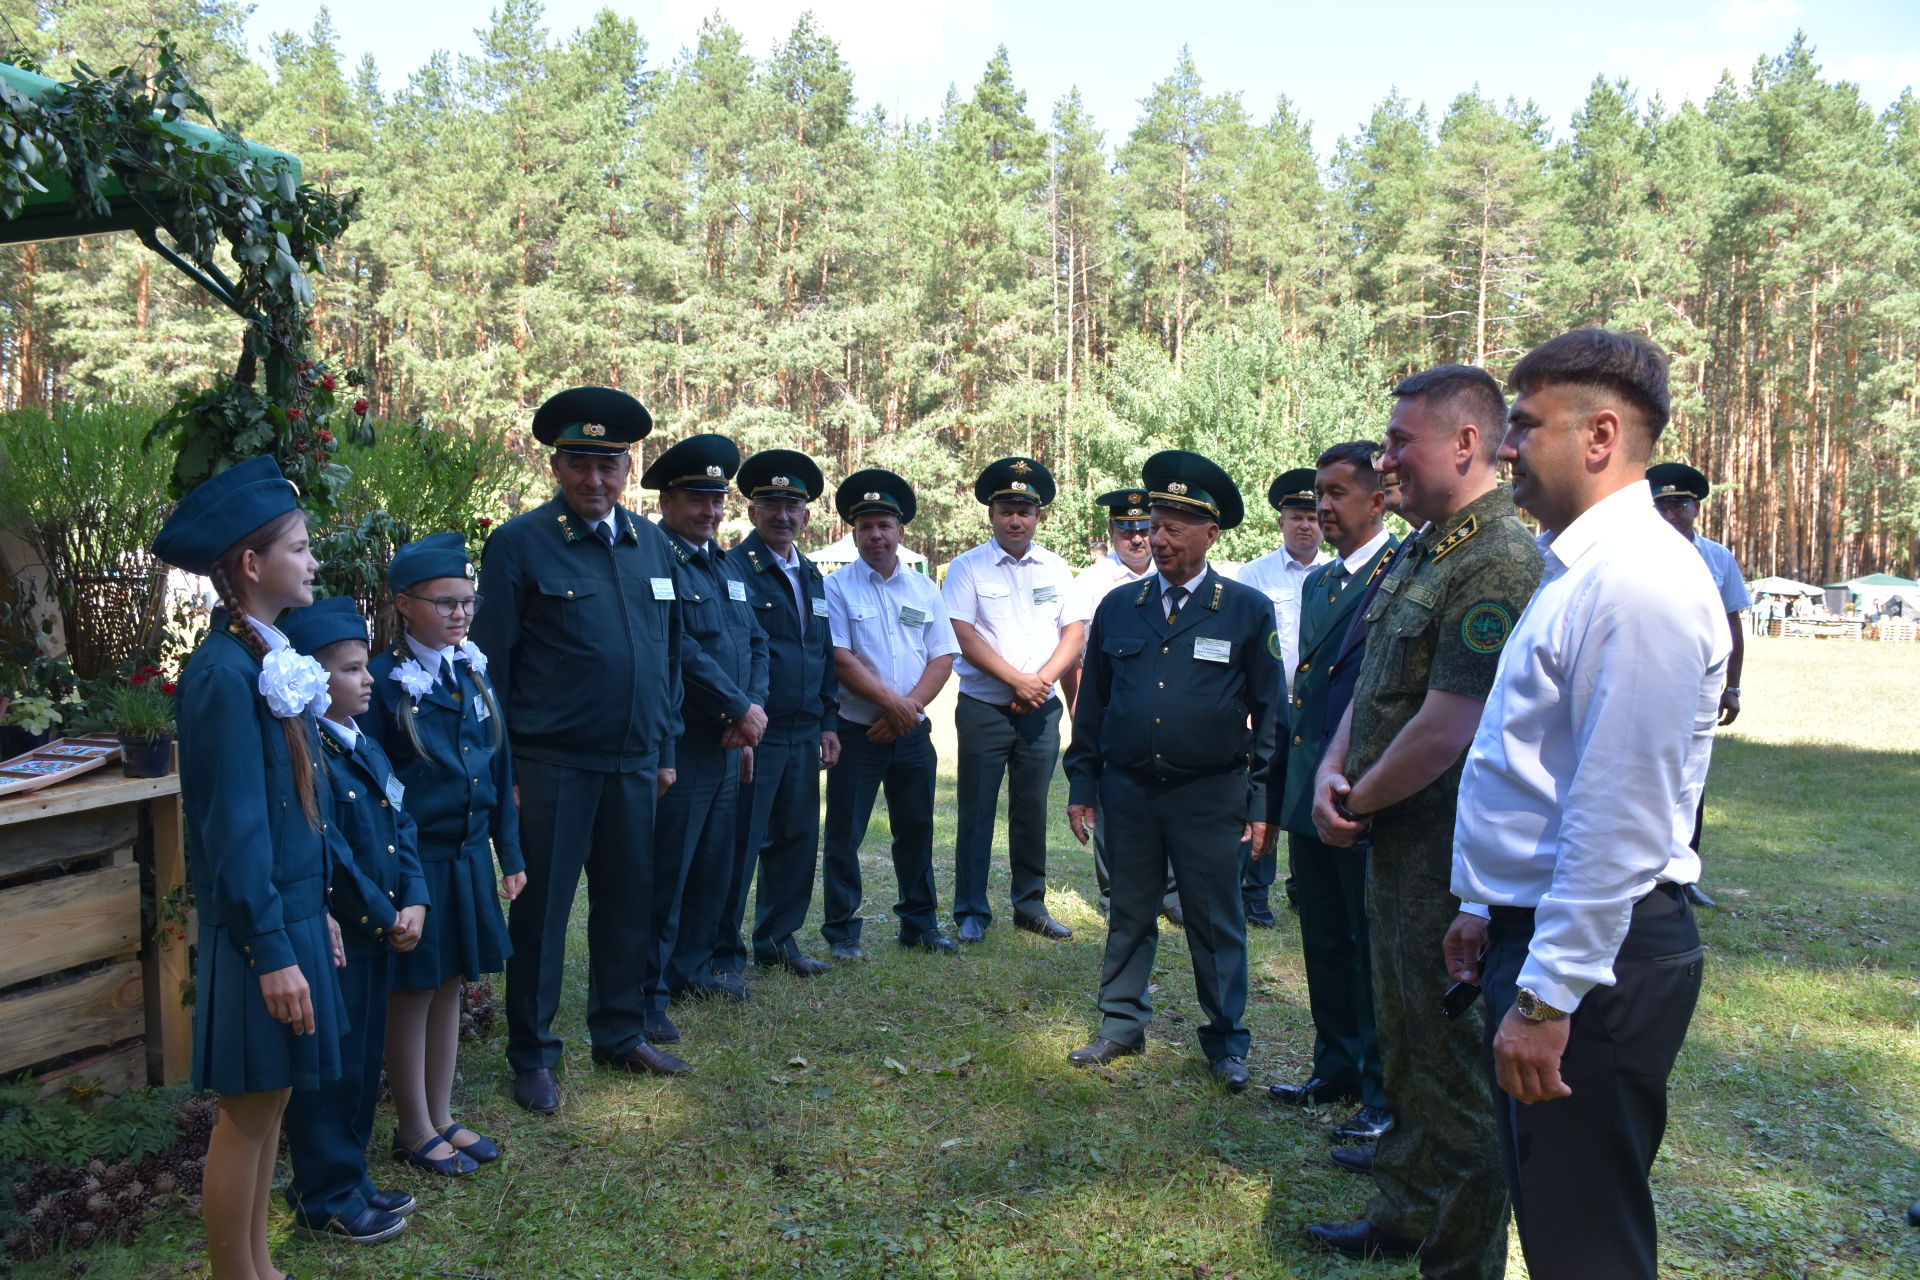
top-left (208, 517), bottom-right (323, 832)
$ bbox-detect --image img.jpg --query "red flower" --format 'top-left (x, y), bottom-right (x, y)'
top-left (320, 374), bottom-right (336, 391)
top-left (287, 407), bottom-right (303, 421)
top-left (130, 672), bottom-right (148, 685)
top-left (353, 398), bottom-right (370, 416)
top-left (160, 682), bottom-right (177, 694)
top-left (318, 430), bottom-right (334, 444)
top-left (478, 517), bottom-right (492, 528)
top-left (296, 440), bottom-right (308, 450)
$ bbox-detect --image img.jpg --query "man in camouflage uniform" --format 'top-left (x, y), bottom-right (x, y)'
top-left (1302, 366), bottom-right (1544, 1279)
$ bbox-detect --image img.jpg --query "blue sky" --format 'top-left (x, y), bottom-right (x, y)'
top-left (243, 0), bottom-right (1920, 152)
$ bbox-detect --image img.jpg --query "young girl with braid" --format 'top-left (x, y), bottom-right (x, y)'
top-left (363, 532), bottom-right (525, 1175)
top-left (153, 456), bottom-right (390, 1280)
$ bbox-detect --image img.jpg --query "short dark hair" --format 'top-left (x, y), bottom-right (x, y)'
top-left (1391, 365), bottom-right (1507, 460)
top-left (1508, 327), bottom-right (1671, 439)
top-left (1315, 440), bottom-right (1382, 492)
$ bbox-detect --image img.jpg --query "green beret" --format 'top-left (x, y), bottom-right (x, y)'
top-left (640, 433), bottom-right (741, 493)
top-left (1140, 450), bottom-right (1244, 531)
top-left (281, 596), bottom-right (370, 656)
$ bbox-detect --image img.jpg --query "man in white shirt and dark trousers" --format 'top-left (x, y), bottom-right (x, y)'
top-left (820, 470), bottom-right (962, 957)
top-left (1447, 328), bottom-right (1729, 1280)
top-left (944, 458), bottom-right (1088, 943)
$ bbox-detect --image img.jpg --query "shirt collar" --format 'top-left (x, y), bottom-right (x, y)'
top-left (1337, 527), bottom-right (1393, 574)
top-left (246, 615), bottom-right (290, 652)
top-left (1539, 481), bottom-right (1655, 572)
top-left (1157, 566), bottom-right (1208, 596)
top-left (405, 633), bottom-right (458, 673)
top-left (991, 538), bottom-right (1039, 566)
top-left (862, 558), bottom-right (905, 584)
top-left (319, 716), bottom-right (360, 749)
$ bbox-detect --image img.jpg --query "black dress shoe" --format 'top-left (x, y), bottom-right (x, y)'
top-left (706, 971), bottom-right (751, 1001)
top-left (1683, 882), bottom-right (1717, 908)
top-left (593, 1042), bottom-right (692, 1076)
top-left (958, 916), bottom-right (988, 944)
top-left (899, 929), bottom-right (958, 953)
top-left (1305, 1219), bottom-right (1420, 1260)
top-left (1211, 1055), bottom-right (1250, 1093)
top-left (1332, 1105), bottom-right (1394, 1144)
top-left (1067, 1037), bottom-right (1142, 1067)
top-left (292, 1205), bottom-right (409, 1244)
top-left (1329, 1143), bottom-right (1375, 1176)
top-left (1015, 914), bottom-right (1073, 941)
top-left (1161, 901), bottom-right (1185, 928)
top-left (643, 1011), bottom-right (681, 1044)
top-left (1268, 1076), bottom-right (1359, 1107)
top-left (757, 953), bottom-right (832, 977)
top-left (1908, 1198), bottom-right (1920, 1227)
top-left (828, 940), bottom-right (866, 962)
top-left (1245, 906), bottom-right (1277, 929)
top-left (512, 1067), bottom-right (559, 1115)
top-left (366, 1188), bottom-right (416, 1217)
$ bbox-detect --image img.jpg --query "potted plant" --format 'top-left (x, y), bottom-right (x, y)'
top-left (105, 666), bottom-right (177, 777)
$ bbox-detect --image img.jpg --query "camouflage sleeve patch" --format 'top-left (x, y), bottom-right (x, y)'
top-left (1460, 602), bottom-right (1513, 653)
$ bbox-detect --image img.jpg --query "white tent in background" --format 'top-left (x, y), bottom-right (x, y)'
top-left (1747, 576), bottom-right (1821, 597)
top-left (808, 534), bottom-right (931, 575)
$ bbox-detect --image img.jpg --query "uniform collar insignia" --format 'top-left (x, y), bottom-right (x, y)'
top-left (1208, 580), bottom-right (1223, 611)
top-left (1135, 580), bottom-right (1154, 607)
top-left (1430, 514), bottom-right (1480, 562)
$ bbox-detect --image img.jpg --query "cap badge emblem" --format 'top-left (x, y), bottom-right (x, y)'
top-left (864, 491), bottom-right (881, 502)
top-left (1010, 460), bottom-right (1033, 475)
top-left (1168, 481), bottom-right (1188, 496)
top-left (582, 423), bottom-right (606, 437)
top-left (1129, 492), bottom-right (1143, 504)
top-left (706, 465), bottom-right (724, 478)
top-left (772, 475), bottom-right (790, 487)
top-left (1011, 481), bottom-right (1028, 492)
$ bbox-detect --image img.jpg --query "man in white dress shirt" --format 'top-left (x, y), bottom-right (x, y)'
top-left (943, 457), bottom-right (1088, 943)
top-left (819, 469), bottom-right (962, 958)
top-left (1447, 328), bottom-right (1729, 1280)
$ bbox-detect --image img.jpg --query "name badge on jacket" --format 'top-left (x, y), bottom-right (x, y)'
top-left (899, 605), bottom-right (927, 628)
top-left (650, 577), bottom-right (675, 601)
top-left (1194, 637), bottom-right (1232, 664)
top-left (1033, 585), bottom-right (1058, 605)
top-left (812, 597), bottom-right (829, 617)
top-left (384, 774), bottom-right (406, 809)
top-left (728, 579), bottom-right (747, 602)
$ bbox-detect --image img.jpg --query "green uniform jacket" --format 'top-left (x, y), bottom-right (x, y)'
top-left (1344, 487), bottom-right (1543, 817)
top-left (662, 526), bottom-right (770, 746)
top-left (1065, 566), bottom-right (1284, 822)
top-left (735, 531), bottom-right (838, 742)
top-left (1279, 534), bottom-right (1399, 835)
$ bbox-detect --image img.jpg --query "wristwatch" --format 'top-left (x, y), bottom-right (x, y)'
top-left (1514, 987), bottom-right (1569, 1022)
top-left (1724, 687), bottom-right (1741, 696)
top-left (1332, 792), bottom-right (1371, 825)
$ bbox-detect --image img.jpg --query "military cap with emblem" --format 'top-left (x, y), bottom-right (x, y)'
top-left (640, 433), bottom-right (743, 493)
top-left (1268, 468), bottom-right (1319, 513)
top-left (280, 595), bottom-right (372, 656)
top-left (388, 530), bottom-right (476, 591)
top-left (151, 454), bottom-right (301, 575)
top-left (835, 468), bottom-right (917, 525)
top-left (1646, 461), bottom-right (1709, 503)
top-left (738, 449), bottom-right (824, 502)
top-left (974, 456), bottom-right (1056, 507)
top-left (1095, 488), bottom-right (1152, 530)
top-left (1140, 449), bottom-right (1245, 530)
top-left (531, 385), bottom-right (654, 454)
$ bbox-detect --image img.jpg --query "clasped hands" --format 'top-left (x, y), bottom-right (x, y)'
top-left (866, 692), bottom-right (925, 743)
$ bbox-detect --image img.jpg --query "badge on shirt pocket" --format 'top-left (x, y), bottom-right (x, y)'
top-left (899, 605), bottom-right (927, 628)
top-left (812, 597), bottom-right (829, 617)
top-left (1194, 637), bottom-right (1232, 663)
top-left (474, 695), bottom-right (491, 722)
top-left (1033, 585), bottom-right (1058, 605)
top-left (728, 579), bottom-right (747, 602)
top-left (384, 774), bottom-right (406, 809)
top-left (650, 577), bottom-right (675, 601)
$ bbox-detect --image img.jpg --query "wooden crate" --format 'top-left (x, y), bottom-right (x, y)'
top-left (0, 769), bottom-right (190, 1090)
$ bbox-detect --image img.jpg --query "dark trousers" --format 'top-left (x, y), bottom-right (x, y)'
top-left (1093, 811), bottom-right (1179, 916)
top-left (1484, 884), bottom-right (1703, 1280)
top-left (952, 693), bottom-right (1061, 925)
top-left (285, 949), bottom-right (388, 1224)
top-left (820, 720), bottom-right (940, 943)
top-left (1239, 835), bottom-right (1279, 920)
top-left (1363, 811), bottom-right (1508, 1280)
top-left (651, 736), bottom-right (740, 1008)
top-left (734, 732), bottom-right (823, 966)
top-left (1095, 767), bottom-right (1250, 1062)
top-left (506, 754), bottom-right (659, 1070)
top-left (1291, 830), bottom-right (1386, 1108)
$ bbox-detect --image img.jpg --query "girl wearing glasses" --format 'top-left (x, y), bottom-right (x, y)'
top-left (364, 532), bottom-right (527, 1176)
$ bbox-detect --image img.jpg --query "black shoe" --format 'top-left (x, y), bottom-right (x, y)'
top-left (1068, 1037), bottom-right (1142, 1067)
top-left (900, 929), bottom-right (958, 953)
top-left (1268, 1076), bottom-right (1359, 1107)
top-left (593, 1042), bottom-right (692, 1077)
top-left (439, 1122), bottom-right (500, 1165)
top-left (1245, 905), bottom-right (1277, 929)
top-left (1161, 901), bottom-right (1185, 928)
top-left (1329, 1143), bottom-right (1375, 1176)
top-left (1211, 1055), bottom-right (1250, 1093)
top-left (828, 940), bottom-right (866, 962)
top-left (292, 1205), bottom-right (409, 1245)
top-left (1683, 882), bottom-right (1717, 908)
top-left (392, 1131), bottom-right (479, 1177)
top-left (1908, 1198), bottom-right (1920, 1227)
top-left (643, 1011), bottom-right (681, 1045)
top-left (757, 952), bottom-right (832, 977)
top-left (1015, 914), bottom-right (1073, 941)
top-left (366, 1188), bottom-right (416, 1217)
top-left (1304, 1219), bottom-right (1420, 1260)
top-left (1332, 1105), bottom-right (1394, 1144)
top-left (706, 971), bottom-right (751, 1001)
top-left (511, 1067), bottom-right (559, 1115)
top-left (958, 916), bottom-right (988, 944)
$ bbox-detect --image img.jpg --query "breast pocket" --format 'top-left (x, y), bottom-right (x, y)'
top-left (976, 582), bottom-right (1015, 623)
top-left (534, 577), bottom-right (601, 642)
top-left (1380, 599), bottom-right (1437, 692)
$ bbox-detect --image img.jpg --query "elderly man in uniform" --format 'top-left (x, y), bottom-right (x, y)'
top-left (1072, 490), bottom-right (1182, 925)
top-left (943, 457), bottom-right (1087, 944)
top-left (820, 470), bottom-right (962, 957)
top-left (1064, 450), bottom-right (1283, 1093)
top-left (1647, 461), bottom-right (1749, 910)
top-left (1447, 328), bottom-right (1727, 1279)
top-left (1237, 469), bottom-right (1332, 926)
top-left (1303, 366), bottom-right (1542, 1278)
top-left (642, 435), bottom-right (769, 1044)
top-left (471, 386), bottom-right (691, 1115)
top-left (1269, 441), bottom-right (1399, 1161)
top-left (727, 450), bottom-right (840, 977)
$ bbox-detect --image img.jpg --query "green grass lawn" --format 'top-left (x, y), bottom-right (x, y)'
top-left (22, 638), bottom-right (1920, 1279)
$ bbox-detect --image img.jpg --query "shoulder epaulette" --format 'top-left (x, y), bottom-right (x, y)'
top-left (558, 512), bottom-right (580, 544)
top-left (744, 547), bottom-right (770, 574)
top-left (1135, 580), bottom-right (1154, 607)
top-left (1430, 515), bottom-right (1480, 562)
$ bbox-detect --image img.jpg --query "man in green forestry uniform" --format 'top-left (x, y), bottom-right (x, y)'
top-left (1270, 441), bottom-right (1398, 1155)
top-left (1302, 366), bottom-right (1543, 1279)
top-left (1063, 450), bottom-right (1284, 1093)
top-left (470, 386), bottom-right (692, 1116)
top-left (643, 434), bottom-right (770, 1044)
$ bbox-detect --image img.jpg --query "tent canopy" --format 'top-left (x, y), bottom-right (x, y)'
top-left (1825, 572), bottom-right (1920, 589)
top-left (1748, 576), bottom-right (1821, 596)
